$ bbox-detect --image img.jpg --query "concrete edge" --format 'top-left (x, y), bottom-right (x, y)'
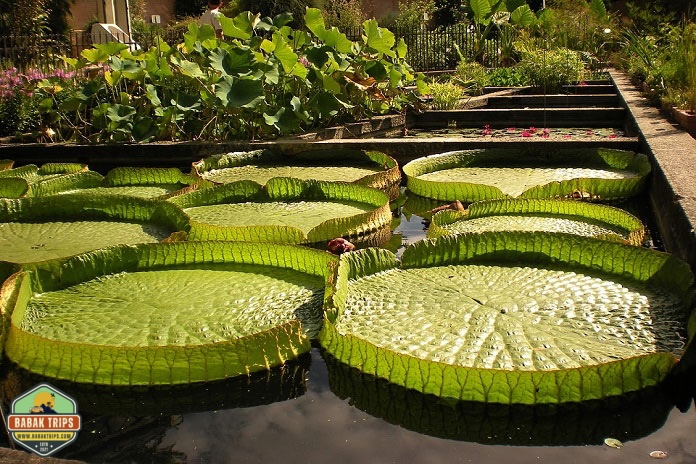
top-left (611, 69), bottom-right (696, 270)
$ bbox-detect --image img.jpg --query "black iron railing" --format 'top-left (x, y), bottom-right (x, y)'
top-left (0, 26), bottom-right (499, 73)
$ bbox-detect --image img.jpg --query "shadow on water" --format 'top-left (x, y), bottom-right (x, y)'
top-left (0, 355), bottom-right (310, 461)
top-left (321, 348), bottom-right (696, 447)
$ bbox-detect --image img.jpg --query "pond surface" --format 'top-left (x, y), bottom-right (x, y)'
top-left (0, 195), bottom-right (694, 463)
top-left (402, 127), bottom-right (625, 140)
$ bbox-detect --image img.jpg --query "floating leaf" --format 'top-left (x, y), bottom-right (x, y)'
top-left (192, 149), bottom-right (400, 200)
top-left (428, 198), bottom-right (646, 245)
top-left (169, 177), bottom-right (391, 244)
top-left (319, 232), bottom-right (695, 404)
top-left (403, 148), bottom-right (651, 202)
top-left (604, 438), bottom-right (623, 449)
top-left (2, 242), bottom-right (337, 385)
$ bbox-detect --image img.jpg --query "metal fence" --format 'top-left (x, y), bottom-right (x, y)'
top-left (345, 24), bottom-right (500, 70)
top-left (0, 26), bottom-right (498, 73)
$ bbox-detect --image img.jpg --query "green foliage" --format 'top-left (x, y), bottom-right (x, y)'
top-left (393, 0), bottom-right (436, 30)
top-left (236, 0), bottom-right (316, 27)
top-left (616, 21), bottom-right (696, 108)
top-left (28, 9), bottom-right (425, 143)
top-left (516, 46), bottom-right (586, 92)
top-left (487, 66), bottom-right (526, 86)
top-left (321, 0), bottom-right (367, 31)
top-left (432, 0), bottom-right (467, 27)
top-left (428, 81), bottom-right (466, 109)
top-left (46, 0), bottom-right (74, 35)
top-left (452, 60), bottom-right (489, 95)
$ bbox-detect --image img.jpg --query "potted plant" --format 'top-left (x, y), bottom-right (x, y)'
top-left (670, 23), bottom-right (696, 137)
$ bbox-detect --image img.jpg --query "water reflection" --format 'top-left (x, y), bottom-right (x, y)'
top-left (0, 355), bottom-right (310, 461)
top-left (322, 350), bottom-right (691, 446)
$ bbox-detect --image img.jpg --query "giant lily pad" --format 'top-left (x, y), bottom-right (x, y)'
top-left (0, 163), bottom-right (103, 198)
top-left (428, 199), bottom-right (646, 245)
top-left (192, 149), bottom-right (401, 200)
top-left (57, 167), bottom-right (195, 199)
top-left (0, 193), bottom-right (189, 283)
top-left (403, 148), bottom-right (651, 202)
top-left (168, 177), bottom-right (391, 244)
top-left (1, 241), bottom-right (337, 385)
top-left (320, 232), bottom-right (695, 404)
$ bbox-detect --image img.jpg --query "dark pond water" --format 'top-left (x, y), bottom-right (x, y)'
top-left (1, 193), bottom-right (695, 463)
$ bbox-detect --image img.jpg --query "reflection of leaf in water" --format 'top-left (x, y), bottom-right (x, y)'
top-left (2, 353), bottom-right (311, 416)
top-left (322, 351), bottom-right (675, 446)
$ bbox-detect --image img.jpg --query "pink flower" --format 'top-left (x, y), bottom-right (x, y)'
top-left (608, 133), bottom-right (617, 139)
top-left (563, 135), bottom-right (572, 139)
top-left (482, 124), bottom-right (492, 136)
top-left (528, 126), bottom-right (537, 133)
top-left (506, 127), bottom-right (516, 132)
top-left (542, 128), bottom-right (550, 138)
top-left (521, 131), bottom-right (532, 137)
top-left (586, 130), bottom-right (594, 136)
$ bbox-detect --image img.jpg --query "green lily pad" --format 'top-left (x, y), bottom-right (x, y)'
top-left (0, 163), bottom-right (104, 198)
top-left (57, 167), bottom-right (194, 199)
top-left (2, 241), bottom-right (337, 385)
top-left (169, 177), bottom-right (391, 244)
top-left (403, 148), bottom-right (651, 202)
top-left (428, 199), bottom-right (646, 245)
top-left (0, 194), bottom-right (189, 283)
top-left (193, 149), bottom-right (401, 200)
top-left (320, 232), bottom-right (695, 404)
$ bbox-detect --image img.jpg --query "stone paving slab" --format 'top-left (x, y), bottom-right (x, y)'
top-left (0, 447), bottom-right (83, 463)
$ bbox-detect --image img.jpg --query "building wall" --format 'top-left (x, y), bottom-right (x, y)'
top-left (142, 0), bottom-right (176, 26)
top-left (70, 0), bottom-right (99, 31)
top-left (363, 0), bottom-right (402, 21)
top-left (70, 0), bottom-right (177, 31)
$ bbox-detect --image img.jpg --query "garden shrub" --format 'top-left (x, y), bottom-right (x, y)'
top-left (516, 47), bottom-right (586, 92)
top-left (428, 81), bottom-right (465, 109)
top-left (321, 0), bottom-right (367, 32)
top-left (452, 60), bottom-right (489, 96)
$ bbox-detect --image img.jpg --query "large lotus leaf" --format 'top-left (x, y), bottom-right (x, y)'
top-left (0, 163), bottom-right (103, 199)
top-left (1, 241), bottom-right (337, 385)
top-left (403, 148), bottom-right (651, 201)
top-left (0, 194), bottom-right (189, 280)
top-left (192, 149), bottom-right (400, 200)
top-left (171, 177), bottom-right (391, 244)
top-left (428, 199), bottom-right (646, 245)
top-left (319, 232), bottom-right (695, 404)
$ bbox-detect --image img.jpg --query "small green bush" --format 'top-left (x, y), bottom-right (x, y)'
top-left (487, 66), bottom-right (526, 87)
top-left (452, 60), bottom-right (489, 96)
top-left (517, 47), bottom-right (586, 92)
top-left (429, 82), bottom-right (465, 110)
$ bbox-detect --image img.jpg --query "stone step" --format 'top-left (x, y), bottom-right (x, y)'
top-left (409, 107), bottom-right (627, 128)
top-left (485, 94), bottom-right (620, 109)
